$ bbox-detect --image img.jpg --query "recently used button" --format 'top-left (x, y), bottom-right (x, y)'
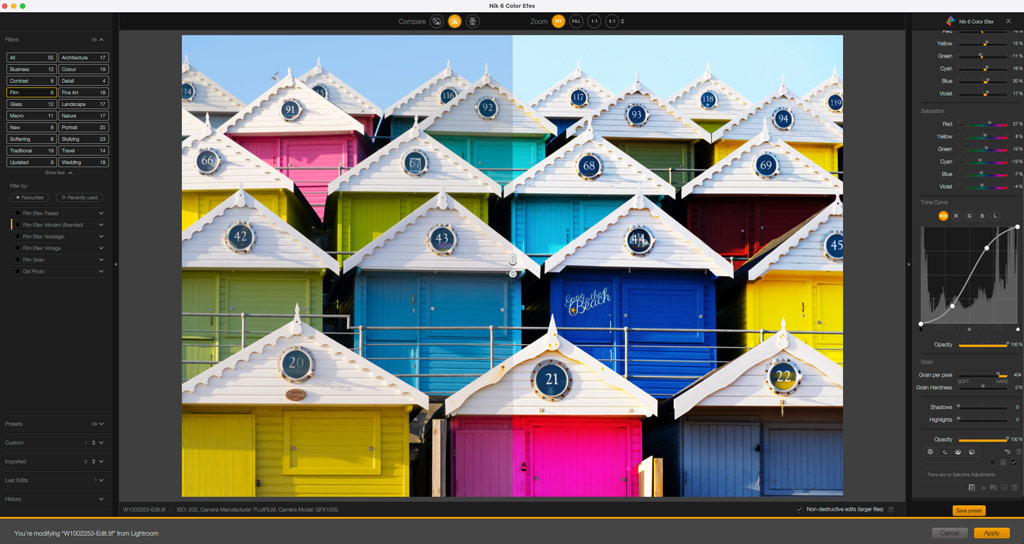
top-left (973, 527), bottom-right (1009, 539)
top-left (952, 505), bottom-right (986, 517)
top-left (931, 527), bottom-right (968, 539)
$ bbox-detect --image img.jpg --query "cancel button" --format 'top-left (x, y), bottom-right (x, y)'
top-left (930, 527), bottom-right (967, 539)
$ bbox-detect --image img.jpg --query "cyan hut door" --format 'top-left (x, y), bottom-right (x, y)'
top-left (364, 274), bottom-right (419, 388)
top-left (524, 199), bottom-right (573, 260)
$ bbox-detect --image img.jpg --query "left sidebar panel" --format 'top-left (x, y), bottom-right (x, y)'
top-left (1, 14), bottom-right (114, 516)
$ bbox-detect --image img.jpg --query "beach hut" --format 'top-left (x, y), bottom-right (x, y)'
top-left (297, 57), bottom-right (382, 135)
top-left (645, 324), bottom-right (843, 497)
top-left (680, 123), bottom-right (843, 267)
top-left (181, 306), bottom-right (428, 497)
top-left (420, 67), bottom-right (557, 184)
top-left (445, 316), bottom-right (657, 497)
top-left (711, 77), bottom-right (843, 172)
top-left (181, 189), bottom-right (339, 379)
top-left (723, 197), bottom-right (844, 363)
top-left (182, 107), bottom-right (207, 140)
top-left (544, 192), bottom-right (733, 397)
top-left (802, 67), bottom-right (844, 127)
top-left (327, 119), bottom-right (500, 264)
top-left (181, 117), bottom-right (317, 233)
top-left (384, 60), bottom-right (471, 141)
top-left (503, 127), bottom-right (675, 263)
top-left (666, 63), bottom-right (754, 133)
top-left (565, 76), bottom-right (711, 186)
top-left (529, 61), bottom-right (616, 135)
top-left (344, 192), bottom-right (540, 395)
top-left (220, 69), bottom-right (372, 220)
top-left (180, 55), bottom-right (244, 127)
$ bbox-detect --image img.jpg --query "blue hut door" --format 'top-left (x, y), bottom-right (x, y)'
top-left (683, 422), bottom-right (761, 497)
top-left (556, 277), bottom-right (616, 370)
top-left (763, 425), bottom-right (843, 496)
top-left (364, 275), bottom-right (419, 388)
top-left (524, 200), bottom-right (573, 261)
top-left (622, 282), bottom-right (707, 395)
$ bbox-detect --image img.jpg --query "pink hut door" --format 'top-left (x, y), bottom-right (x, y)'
top-left (452, 429), bottom-right (526, 497)
top-left (529, 423), bottom-right (631, 497)
top-left (282, 138), bottom-right (348, 220)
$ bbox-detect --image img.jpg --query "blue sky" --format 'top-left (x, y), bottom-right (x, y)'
top-left (183, 35), bottom-right (841, 110)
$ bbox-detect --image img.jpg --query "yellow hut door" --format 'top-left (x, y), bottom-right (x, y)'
top-left (756, 280), bottom-right (809, 344)
top-left (182, 414), bottom-right (255, 497)
top-left (816, 283), bottom-right (844, 364)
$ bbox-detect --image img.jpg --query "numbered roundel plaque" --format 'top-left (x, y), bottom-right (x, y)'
top-left (224, 222), bottom-right (256, 253)
top-left (194, 149), bottom-right (221, 175)
top-left (532, 360), bottom-right (571, 401)
top-left (625, 225), bottom-right (655, 256)
top-left (766, 357), bottom-right (802, 395)
top-left (699, 90), bottom-right (718, 110)
top-left (568, 87), bottom-right (589, 109)
top-left (826, 93), bottom-right (843, 113)
top-left (475, 97), bottom-right (499, 120)
top-left (752, 152), bottom-right (780, 179)
top-left (280, 99), bottom-right (303, 121)
top-left (823, 231), bottom-right (844, 261)
top-left (771, 107), bottom-right (794, 130)
top-left (402, 149), bottom-right (429, 176)
top-left (427, 224), bottom-right (457, 255)
top-left (182, 82), bottom-right (196, 102)
top-left (625, 103), bottom-right (649, 127)
top-left (312, 84), bottom-right (329, 99)
top-left (438, 86), bottom-right (459, 105)
top-left (279, 347), bottom-right (314, 383)
top-left (576, 153), bottom-right (602, 180)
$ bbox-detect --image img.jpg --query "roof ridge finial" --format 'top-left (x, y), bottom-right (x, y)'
top-left (412, 116), bottom-right (420, 131)
top-left (184, 53), bottom-right (189, 67)
top-left (780, 74), bottom-right (787, 94)
top-left (635, 70), bottom-right (640, 84)
top-left (286, 66), bottom-right (292, 80)
top-left (484, 63), bottom-right (489, 77)
top-left (204, 112), bottom-right (211, 129)
top-left (705, 61), bottom-right (711, 75)
top-left (576, 59), bottom-right (582, 73)
top-left (437, 190), bottom-right (449, 209)
top-left (294, 303), bottom-right (302, 322)
top-left (445, 59), bottom-right (451, 75)
top-left (633, 183), bottom-right (645, 206)
top-left (761, 117), bottom-right (771, 137)
top-left (832, 65), bottom-right (838, 78)
top-left (290, 303), bottom-right (303, 333)
top-left (780, 317), bottom-right (787, 331)
top-left (548, 314), bottom-right (558, 336)
top-left (316, 56), bottom-right (322, 68)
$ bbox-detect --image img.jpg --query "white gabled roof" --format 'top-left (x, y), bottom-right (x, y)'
top-left (529, 62), bottom-right (616, 119)
top-left (181, 55), bottom-right (245, 114)
top-left (503, 127), bottom-right (675, 198)
top-left (182, 108), bottom-right (207, 139)
top-left (679, 124), bottom-right (844, 198)
top-left (712, 77), bottom-right (843, 144)
top-left (673, 322), bottom-right (843, 418)
top-left (343, 192), bottom-right (540, 277)
top-left (667, 63), bottom-right (754, 121)
top-left (181, 122), bottom-right (296, 192)
top-left (565, 78), bottom-right (711, 142)
top-left (328, 120), bottom-right (500, 195)
top-left (544, 191), bottom-right (733, 277)
top-left (802, 67), bottom-right (843, 125)
top-left (219, 69), bottom-right (365, 136)
top-left (183, 306), bottom-right (428, 409)
top-left (747, 197), bottom-right (843, 280)
top-left (182, 189), bottom-right (339, 274)
top-left (419, 68), bottom-right (557, 136)
top-left (384, 60), bottom-right (472, 118)
top-left (445, 316), bottom-right (656, 417)
top-left (297, 57), bottom-right (382, 117)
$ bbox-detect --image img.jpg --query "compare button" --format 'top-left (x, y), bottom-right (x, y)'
top-left (973, 527), bottom-right (1009, 539)
top-left (952, 505), bottom-right (986, 517)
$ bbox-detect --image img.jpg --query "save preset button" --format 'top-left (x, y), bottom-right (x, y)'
top-left (951, 505), bottom-right (986, 517)
top-left (973, 527), bottom-right (1009, 539)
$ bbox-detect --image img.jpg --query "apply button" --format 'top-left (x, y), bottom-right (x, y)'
top-left (973, 527), bottom-right (1009, 539)
top-left (952, 505), bottom-right (986, 517)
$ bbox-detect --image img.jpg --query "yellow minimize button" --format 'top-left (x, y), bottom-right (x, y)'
top-left (952, 505), bottom-right (986, 517)
top-left (974, 527), bottom-right (1009, 539)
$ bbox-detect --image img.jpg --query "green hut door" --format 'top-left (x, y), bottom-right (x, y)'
top-left (181, 274), bottom-right (218, 381)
